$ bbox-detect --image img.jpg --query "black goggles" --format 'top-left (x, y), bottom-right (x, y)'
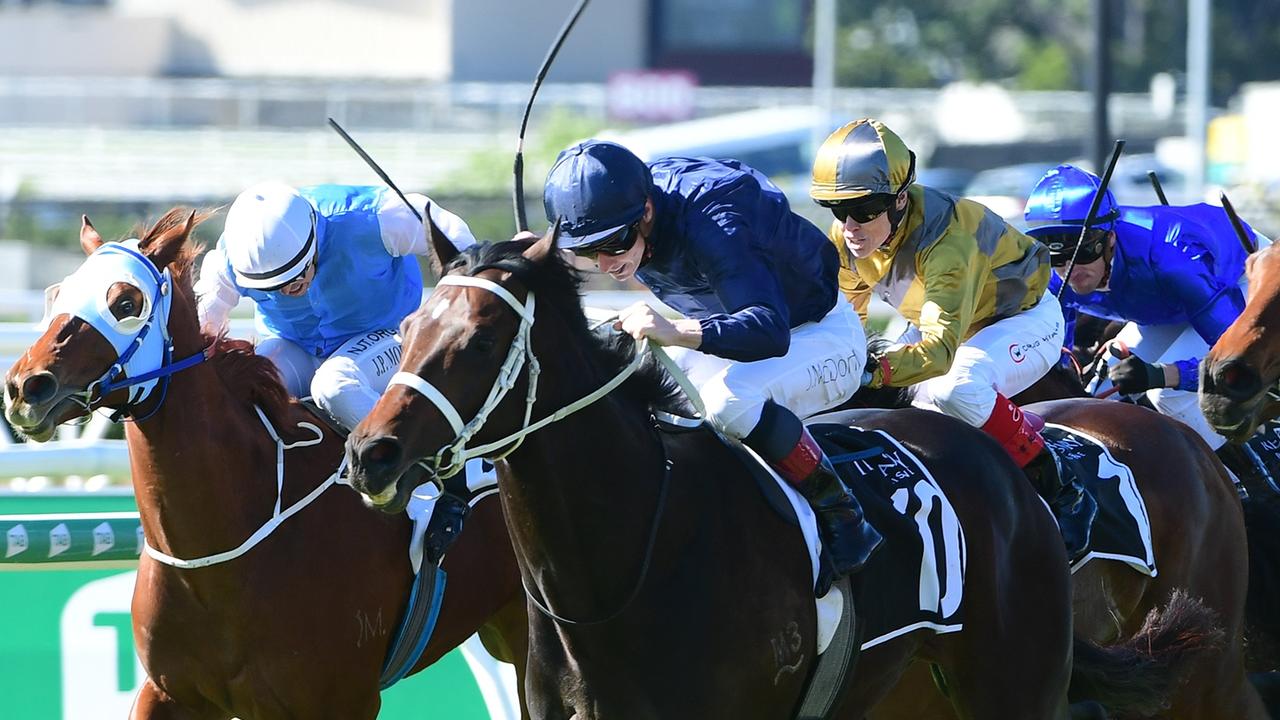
top-left (1041, 228), bottom-right (1109, 268)
top-left (569, 223), bottom-right (640, 259)
top-left (819, 195), bottom-right (896, 225)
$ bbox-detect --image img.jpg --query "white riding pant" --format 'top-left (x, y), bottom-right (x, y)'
top-left (1093, 322), bottom-right (1225, 450)
top-left (910, 290), bottom-right (1066, 427)
top-left (257, 328), bottom-right (403, 430)
top-left (663, 302), bottom-right (867, 439)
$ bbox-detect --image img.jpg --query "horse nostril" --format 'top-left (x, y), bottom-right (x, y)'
top-left (359, 436), bottom-right (403, 472)
top-left (21, 372), bottom-right (58, 406)
top-left (1215, 360), bottom-right (1262, 402)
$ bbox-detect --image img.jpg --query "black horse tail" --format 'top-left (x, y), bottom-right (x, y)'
top-left (1068, 590), bottom-right (1224, 717)
top-left (1243, 496), bottom-right (1280, 668)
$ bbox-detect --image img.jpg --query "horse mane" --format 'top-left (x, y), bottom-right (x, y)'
top-left (446, 240), bottom-right (687, 411)
top-left (130, 207), bottom-right (295, 422)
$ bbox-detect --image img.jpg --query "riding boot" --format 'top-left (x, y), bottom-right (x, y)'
top-left (981, 393), bottom-right (1097, 564)
top-left (745, 402), bottom-right (883, 594)
top-left (776, 429), bottom-right (884, 582)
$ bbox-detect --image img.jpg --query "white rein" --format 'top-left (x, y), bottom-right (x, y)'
top-left (143, 407), bottom-right (334, 569)
top-left (387, 275), bottom-right (702, 480)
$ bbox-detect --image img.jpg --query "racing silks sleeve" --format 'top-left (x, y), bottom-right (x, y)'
top-left (877, 235), bottom-right (989, 387)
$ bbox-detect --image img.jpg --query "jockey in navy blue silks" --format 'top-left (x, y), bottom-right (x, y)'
top-left (1024, 164), bottom-right (1272, 473)
top-left (196, 182), bottom-right (476, 431)
top-left (543, 141), bottom-right (883, 586)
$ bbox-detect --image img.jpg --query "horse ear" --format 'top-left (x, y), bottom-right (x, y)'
top-left (80, 215), bottom-right (104, 255)
top-left (425, 202), bottom-right (459, 276)
top-left (141, 209), bottom-right (197, 269)
top-left (523, 221), bottom-right (560, 264)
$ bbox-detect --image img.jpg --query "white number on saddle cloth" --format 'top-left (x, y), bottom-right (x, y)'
top-left (1042, 424), bottom-right (1156, 576)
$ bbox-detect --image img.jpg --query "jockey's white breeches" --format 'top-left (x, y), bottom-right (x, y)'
top-left (910, 290), bottom-right (1066, 427)
top-left (1093, 321), bottom-right (1225, 449)
top-left (663, 302), bottom-right (867, 439)
top-left (257, 328), bottom-right (402, 430)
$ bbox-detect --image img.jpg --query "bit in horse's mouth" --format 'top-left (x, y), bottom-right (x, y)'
top-left (5, 396), bottom-right (78, 443)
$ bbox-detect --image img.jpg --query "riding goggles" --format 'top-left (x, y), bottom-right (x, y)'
top-left (819, 194), bottom-right (896, 225)
top-left (1039, 228), bottom-right (1109, 267)
top-left (569, 222), bottom-right (640, 259)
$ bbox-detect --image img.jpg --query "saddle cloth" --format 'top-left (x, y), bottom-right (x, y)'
top-left (813, 425), bottom-right (968, 650)
top-left (733, 424), bottom-right (968, 651)
top-left (1042, 424), bottom-right (1157, 576)
top-left (1243, 418), bottom-right (1280, 500)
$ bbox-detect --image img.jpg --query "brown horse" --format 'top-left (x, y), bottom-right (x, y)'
top-left (866, 359), bottom-right (1268, 718)
top-left (1202, 241), bottom-right (1280, 444)
top-left (345, 223), bottom-right (1212, 719)
top-left (2, 209), bottom-right (526, 719)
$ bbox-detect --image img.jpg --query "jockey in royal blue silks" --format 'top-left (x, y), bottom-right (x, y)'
top-left (543, 140), bottom-right (884, 586)
top-left (1024, 163), bottom-right (1273, 478)
top-left (196, 182), bottom-right (477, 431)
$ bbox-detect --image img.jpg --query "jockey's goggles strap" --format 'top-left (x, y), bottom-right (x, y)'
top-left (389, 371), bottom-right (466, 435)
top-left (435, 276), bottom-right (534, 323)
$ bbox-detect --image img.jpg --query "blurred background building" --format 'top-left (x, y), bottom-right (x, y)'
top-left (0, 0), bottom-right (1278, 318)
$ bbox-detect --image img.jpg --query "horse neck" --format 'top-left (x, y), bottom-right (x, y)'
top-left (126, 303), bottom-right (278, 567)
top-left (497, 327), bottom-right (669, 616)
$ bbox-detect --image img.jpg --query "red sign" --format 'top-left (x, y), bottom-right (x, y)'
top-left (606, 70), bottom-right (699, 123)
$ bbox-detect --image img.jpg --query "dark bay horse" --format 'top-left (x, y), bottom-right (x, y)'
top-left (3, 209), bottom-right (526, 719)
top-left (345, 223), bottom-right (1209, 719)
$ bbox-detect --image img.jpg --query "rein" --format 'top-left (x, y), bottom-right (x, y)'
top-left (144, 406), bottom-right (334, 569)
top-left (389, 274), bottom-right (656, 479)
top-left (389, 272), bottom-right (705, 625)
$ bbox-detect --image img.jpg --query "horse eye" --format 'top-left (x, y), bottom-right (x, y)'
top-left (469, 334), bottom-right (496, 355)
top-left (112, 297), bottom-right (139, 318)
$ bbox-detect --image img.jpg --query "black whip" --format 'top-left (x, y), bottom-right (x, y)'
top-left (1219, 191), bottom-right (1258, 254)
top-left (327, 117), bottom-right (422, 222)
top-left (1147, 171), bottom-right (1169, 205)
top-left (1058, 139), bottom-right (1126, 298)
top-left (513, 0), bottom-right (591, 233)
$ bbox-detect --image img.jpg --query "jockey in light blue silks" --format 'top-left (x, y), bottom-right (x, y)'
top-left (1024, 164), bottom-right (1273, 480)
top-left (196, 182), bottom-right (476, 431)
top-left (542, 140), bottom-right (883, 591)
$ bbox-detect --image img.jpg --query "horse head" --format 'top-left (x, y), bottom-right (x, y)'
top-left (347, 217), bottom-right (563, 513)
top-left (4, 209), bottom-right (205, 441)
top-left (1201, 243), bottom-right (1280, 441)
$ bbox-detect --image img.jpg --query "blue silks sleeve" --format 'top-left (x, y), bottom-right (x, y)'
top-left (686, 201), bottom-right (791, 362)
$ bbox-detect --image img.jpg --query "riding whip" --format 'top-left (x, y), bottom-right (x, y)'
top-left (1147, 171), bottom-right (1169, 205)
top-left (1219, 191), bottom-right (1257, 254)
top-left (1058, 139), bottom-right (1126, 299)
top-left (326, 117), bottom-right (422, 222)
top-left (513, 0), bottom-right (591, 232)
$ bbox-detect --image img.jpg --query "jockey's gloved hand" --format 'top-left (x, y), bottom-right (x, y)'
top-left (1110, 355), bottom-right (1167, 394)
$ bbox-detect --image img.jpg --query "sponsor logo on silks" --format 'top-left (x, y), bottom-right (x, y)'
top-left (6, 523), bottom-right (28, 558)
top-left (1009, 343), bottom-right (1026, 363)
top-left (92, 522), bottom-right (115, 557)
top-left (49, 522), bottom-right (71, 558)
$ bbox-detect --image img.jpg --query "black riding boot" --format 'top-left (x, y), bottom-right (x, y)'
top-left (795, 453), bottom-right (885, 581)
top-left (1024, 447), bottom-right (1097, 564)
top-left (745, 401), bottom-right (883, 594)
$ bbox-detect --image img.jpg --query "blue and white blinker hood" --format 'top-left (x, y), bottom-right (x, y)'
top-left (46, 240), bottom-right (179, 409)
